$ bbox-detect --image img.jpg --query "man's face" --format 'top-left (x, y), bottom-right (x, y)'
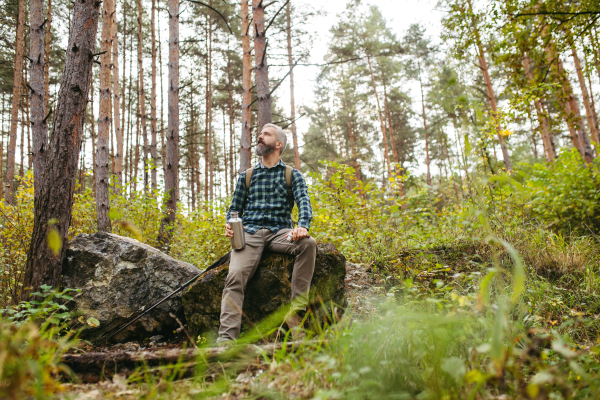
top-left (255, 126), bottom-right (279, 157)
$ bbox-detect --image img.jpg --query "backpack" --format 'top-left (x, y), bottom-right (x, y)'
top-left (244, 165), bottom-right (295, 212)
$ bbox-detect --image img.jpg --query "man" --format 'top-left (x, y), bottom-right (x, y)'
top-left (219, 123), bottom-right (315, 343)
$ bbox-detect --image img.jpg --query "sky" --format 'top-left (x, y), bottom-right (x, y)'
top-left (277, 0), bottom-right (446, 135)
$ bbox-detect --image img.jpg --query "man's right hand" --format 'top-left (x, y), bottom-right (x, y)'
top-left (225, 223), bottom-right (234, 238)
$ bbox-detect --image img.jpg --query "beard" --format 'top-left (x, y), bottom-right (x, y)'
top-left (255, 141), bottom-right (276, 157)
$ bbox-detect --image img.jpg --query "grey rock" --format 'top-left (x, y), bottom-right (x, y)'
top-left (183, 243), bottom-right (347, 338)
top-left (62, 232), bottom-right (201, 343)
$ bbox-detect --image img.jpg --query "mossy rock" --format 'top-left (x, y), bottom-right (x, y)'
top-left (183, 243), bottom-right (347, 338)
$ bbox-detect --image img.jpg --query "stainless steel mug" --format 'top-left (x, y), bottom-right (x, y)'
top-left (229, 212), bottom-right (246, 250)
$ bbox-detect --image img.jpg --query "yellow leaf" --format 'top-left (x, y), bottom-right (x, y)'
top-left (47, 228), bottom-right (61, 257)
top-left (527, 383), bottom-right (539, 398)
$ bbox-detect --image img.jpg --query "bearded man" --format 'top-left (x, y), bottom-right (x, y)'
top-left (219, 123), bottom-right (315, 343)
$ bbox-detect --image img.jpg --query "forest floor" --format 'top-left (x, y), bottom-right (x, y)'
top-left (57, 259), bottom-right (382, 400)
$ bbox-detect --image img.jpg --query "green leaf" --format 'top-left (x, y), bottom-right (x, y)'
top-left (108, 209), bottom-right (122, 220)
top-left (87, 317), bottom-right (101, 328)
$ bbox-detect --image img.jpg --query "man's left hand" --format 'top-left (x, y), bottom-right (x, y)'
top-left (292, 227), bottom-right (309, 241)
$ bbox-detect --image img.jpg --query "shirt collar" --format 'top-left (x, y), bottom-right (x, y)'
top-left (256, 159), bottom-right (286, 169)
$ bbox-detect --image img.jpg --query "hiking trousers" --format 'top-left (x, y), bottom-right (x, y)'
top-left (218, 228), bottom-right (317, 341)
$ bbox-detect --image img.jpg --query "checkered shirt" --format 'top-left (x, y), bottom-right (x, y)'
top-left (227, 160), bottom-right (313, 234)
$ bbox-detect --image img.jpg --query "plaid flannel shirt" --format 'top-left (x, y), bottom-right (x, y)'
top-left (226, 160), bottom-right (313, 234)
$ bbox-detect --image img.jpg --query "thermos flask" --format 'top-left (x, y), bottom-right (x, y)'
top-left (229, 212), bottom-right (246, 250)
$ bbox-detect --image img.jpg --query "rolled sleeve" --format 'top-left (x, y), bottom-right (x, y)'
top-left (227, 172), bottom-right (247, 222)
top-left (292, 170), bottom-right (313, 230)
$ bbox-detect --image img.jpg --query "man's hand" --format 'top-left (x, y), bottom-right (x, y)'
top-left (225, 223), bottom-right (234, 238)
top-left (292, 226), bottom-right (309, 241)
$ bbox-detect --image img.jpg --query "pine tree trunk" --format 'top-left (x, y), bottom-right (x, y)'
top-left (417, 65), bottom-right (432, 185)
top-left (252, 0), bottom-right (272, 132)
top-left (521, 55), bottom-right (556, 162)
top-left (158, 3), bottom-right (166, 176)
top-left (21, 0), bottom-right (100, 299)
top-left (113, 7), bottom-right (123, 192)
top-left (541, 21), bottom-right (593, 162)
top-left (96, 0), bottom-right (114, 232)
top-left (90, 79), bottom-right (97, 194)
top-left (150, 0), bottom-right (158, 189)
top-left (239, 0), bottom-right (252, 172)
top-left (382, 81), bottom-right (399, 166)
top-left (44, 0), bottom-right (52, 111)
top-left (190, 100), bottom-right (196, 210)
top-left (366, 55), bottom-right (391, 178)
top-left (206, 5), bottom-right (214, 202)
top-left (158, 0), bottom-right (179, 249)
top-left (286, 2), bottom-right (300, 169)
top-left (571, 45), bottom-right (600, 145)
top-left (30, 0), bottom-right (48, 201)
top-left (137, 0), bottom-right (149, 189)
top-left (467, 0), bottom-right (511, 171)
top-left (5, 0), bottom-right (26, 203)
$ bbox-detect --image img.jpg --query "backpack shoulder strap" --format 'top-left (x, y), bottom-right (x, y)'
top-left (285, 165), bottom-right (294, 211)
top-left (244, 167), bottom-right (254, 199)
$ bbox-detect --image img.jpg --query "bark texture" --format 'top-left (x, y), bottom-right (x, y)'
top-left (137, 0), bottom-right (149, 188)
top-left (21, 0), bottom-right (101, 299)
top-left (97, 0), bottom-right (114, 232)
top-left (252, 0), bottom-right (272, 132)
top-left (158, 0), bottom-right (180, 249)
top-left (150, 0), bottom-right (158, 189)
top-left (286, 2), bottom-right (300, 169)
top-left (113, 10), bottom-right (123, 191)
top-left (29, 0), bottom-right (48, 200)
top-left (5, 0), bottom-right (26, 203)
top-left (239, 0), bottom-right (252, 172)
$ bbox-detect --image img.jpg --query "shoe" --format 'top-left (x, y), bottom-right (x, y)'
top-left (284, 311), bottom-right (305, 341)
top-left (215, 337), bottom-right (235, 349)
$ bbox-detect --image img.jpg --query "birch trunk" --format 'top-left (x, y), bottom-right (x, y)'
top-left (239, 0), bottom-right (252, 171)
top-left (158, 0), bottom-right (179, 249)
top-left (22, 0), bottom-right (100, 299)
top-left (30, 0), bottom-right (48, 200)
top-left (5, 0), bottom-right (26, 203)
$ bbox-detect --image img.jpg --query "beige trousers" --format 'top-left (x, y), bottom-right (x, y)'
top-left (218, 228), bottom-right (317, 341)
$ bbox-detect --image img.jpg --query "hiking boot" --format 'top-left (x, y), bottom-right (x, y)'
top-left (284, 311), bottom-right (305, 341)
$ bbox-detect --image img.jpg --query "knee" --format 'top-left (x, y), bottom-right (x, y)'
top-left (224, 269), bottom-right (245, 290)
top-left (301, 236), bottom-right (317, 252)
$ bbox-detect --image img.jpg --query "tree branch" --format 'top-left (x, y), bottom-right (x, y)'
top-left (264, 0), bottom-right (290, 34)
top-left (184, 0), bottom-right (234, 35)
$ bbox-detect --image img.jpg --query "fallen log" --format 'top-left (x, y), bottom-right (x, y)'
top-left (61, 341), bottom-right (312, 382)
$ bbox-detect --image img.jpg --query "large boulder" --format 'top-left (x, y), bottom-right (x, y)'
top-left (183, 243), bottom-right (347, 339)
top-left (62, 232), bottom-right (201, 343)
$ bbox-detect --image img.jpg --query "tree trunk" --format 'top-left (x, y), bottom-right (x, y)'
top-left (113, 6), bottom-right (123, 192)
top-left (44, 0), bottom-right (52, 111)
top-left (5, 0), bottom-right (26, 203)
top-left (417, 65), bottom-right (432, 185)
top-left (286, 2), bottom-right (300, 169)
top-left (158, 3), bottom-right (166, 176)
top-left (30, 0), bottom-right (48, 201)
top-left (366, 55), bottom-right (391, 179)
top-left (206, 5), bottom-right (214, 203)
top-left (239, 0), bottom-right (252, 172)
top-left (158, 0), bottom-right (179, 249)
top-left (150, 0), bottom-right (158, 190)
top-left (90, 79), bottom-right (97, 194)
top-left (467, 0), bottom-right (511, 171)
top-left (96, 0), bottom-right (114, 233)
top-left (226, 46), bottom-right (235, 191)
top-left (137, 0), bottom-right (149, 189)
top-left (521, 55), bottom-right (556, 162)
top-left (571, 45), bottom-right (600, 146)
top-left (541, 21), bottom-right (593, 162)
top-left (21, 0), bottom-right (100, 299)
top-left (382, 81), bottom-right (399, 166)
top-left (252, 0), bottom-right (272, 132)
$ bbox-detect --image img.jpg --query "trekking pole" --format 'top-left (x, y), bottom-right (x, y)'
top-left (95, 252), bottom-right (231, 347)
